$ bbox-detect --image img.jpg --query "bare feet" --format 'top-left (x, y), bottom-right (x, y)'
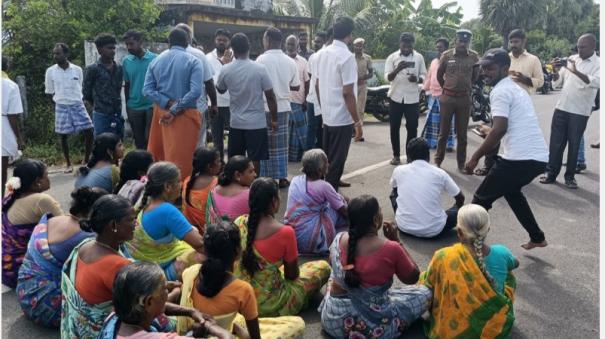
top-left (521, 240), bottom-right (548, 250)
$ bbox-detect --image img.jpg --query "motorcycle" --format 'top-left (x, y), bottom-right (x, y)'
top-left (365, 84), bottom-right (429, 122)
top-left (538, 66), bottom-right (553, 95)
top-left (471, 77), bottom-right (492, 124)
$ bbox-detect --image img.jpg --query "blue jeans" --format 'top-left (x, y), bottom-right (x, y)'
top-left (92, 111), bottom-right (124, 139)
top-left (578, 135), bottom-right (586, 165)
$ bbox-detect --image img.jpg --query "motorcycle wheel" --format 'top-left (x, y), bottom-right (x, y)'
top-left (371, 97), bottom-right (391, 122)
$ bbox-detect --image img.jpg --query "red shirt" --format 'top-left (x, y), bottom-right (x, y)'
top-left (254, 226), bottom-right (298, 263)
top-left (340, 240), bottom-right (416, 288)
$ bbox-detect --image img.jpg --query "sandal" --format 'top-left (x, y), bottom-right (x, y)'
top-left (473, 167), bottom-right (489, 176)
top-left (64, 166), bottom-right (73, 174)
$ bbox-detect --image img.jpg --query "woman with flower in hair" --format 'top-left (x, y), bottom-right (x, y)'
top-left (420, 204), bottom-right (518, 338)
top-left (2, 159), bottom-right (63, 288)
top-left (319, 195), bottom-right (431, 338)
top-left (115, 150), bottom-right (154, 204)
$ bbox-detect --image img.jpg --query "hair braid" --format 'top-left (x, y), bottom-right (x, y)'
top-left (473, 236), bottom-right (496, 287)
top-left (241, 178), bottom-right (278, 277)
top-left (344, 225), bottom-right (362, 288)
top-left (241, 202), bottom-right (263, 276)
top-left (343, 195), bottom-right (380, 288)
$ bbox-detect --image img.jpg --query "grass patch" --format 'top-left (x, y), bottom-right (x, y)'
top-left (23, 136), bottom-right (136, 166)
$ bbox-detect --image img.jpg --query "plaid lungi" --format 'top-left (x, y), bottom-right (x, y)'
top-left (55, 102), bottom-right (93, 134)
top-left (421, 96), bottom-right (455, 149)
top-left (288, 103), bottom-right (307, 162)
top-left (260, 111), bottom-right (289, 179)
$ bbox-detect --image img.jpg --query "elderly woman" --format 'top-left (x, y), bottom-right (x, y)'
top-left (420, 204), bottom-right (518, 338)
top-left (99, 262), bottom-right (232, 339)
top-left (284, 149), bottom-right (348, 255)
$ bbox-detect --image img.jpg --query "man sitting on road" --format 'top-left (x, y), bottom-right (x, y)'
top-left (389, 137), bottom-right (464, 238)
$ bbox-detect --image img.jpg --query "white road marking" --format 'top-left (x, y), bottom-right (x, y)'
top-left (341, 156), bottom-right (407, 180)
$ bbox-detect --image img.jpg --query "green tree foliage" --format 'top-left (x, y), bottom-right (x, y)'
top-left (479, 0), bottom-right (546, 49)
top-left (3, 0), bottom-right (163, 146)
top-left (460, 18), bottom-right (502, 55)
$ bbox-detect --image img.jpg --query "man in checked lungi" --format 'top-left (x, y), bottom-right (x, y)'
top-left (257, 27), bottom-right (300, 188)
top-left (45, 43), bottom-right (94, 173)
top-left (285, 34), bottom-right (310, 163)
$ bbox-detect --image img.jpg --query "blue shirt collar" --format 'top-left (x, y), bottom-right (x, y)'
top-left (170, 46), bottom-right (186, 52)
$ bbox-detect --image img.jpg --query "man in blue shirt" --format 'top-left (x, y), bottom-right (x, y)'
top-left (143, 28), bottom-right (204, 178)
top-left (122, 30), bottom-right (157, 149)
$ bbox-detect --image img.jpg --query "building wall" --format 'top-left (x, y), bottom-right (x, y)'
top-left (240, 0), bottom-right (272, 12)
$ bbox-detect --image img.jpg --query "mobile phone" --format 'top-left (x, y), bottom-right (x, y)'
top-left (406, 61), bottom-right (416, 68)
top-left (559, 58), bottom-right (568, 67)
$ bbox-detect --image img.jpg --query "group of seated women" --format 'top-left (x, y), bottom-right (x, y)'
top-left (2, 132), bottom-right (519, 338)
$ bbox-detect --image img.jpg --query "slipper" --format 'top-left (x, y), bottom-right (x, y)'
top-left (473, 167), bottom-right (489, 176)
top-left (521, 240), bottom-right (548, 250)
top-left (64, 166), bottom-right (73, 174)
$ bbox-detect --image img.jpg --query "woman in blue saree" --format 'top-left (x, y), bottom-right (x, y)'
top-left (17, 187), bottom-right (107, 328)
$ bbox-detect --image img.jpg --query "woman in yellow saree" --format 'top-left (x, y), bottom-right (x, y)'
top-left (421, 204), bottom-right (518, 339)
top-left (234, 178), bottom-right (331, 317)
top-left (124, 162), bottom-right (204, 281)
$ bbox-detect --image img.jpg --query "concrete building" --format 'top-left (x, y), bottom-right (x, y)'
top-left (156, 0), bottom-right (317, 56)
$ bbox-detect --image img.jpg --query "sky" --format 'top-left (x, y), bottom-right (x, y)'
top-left (433, 0), bottom-right (601, 22)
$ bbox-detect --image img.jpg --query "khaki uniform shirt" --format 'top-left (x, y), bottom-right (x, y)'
top-left (438, 48), bottom-right (479, 93)
top-left (356, 53), bottom-right (372, 85)
top-left (509, 50), bottom-right (544, 94)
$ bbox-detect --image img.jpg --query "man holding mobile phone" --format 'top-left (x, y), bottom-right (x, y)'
top-left (385, 32), bottom-right (427, 165)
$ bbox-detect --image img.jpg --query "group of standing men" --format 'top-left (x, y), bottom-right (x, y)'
top-left (37, 18), bottom-right (364, 191)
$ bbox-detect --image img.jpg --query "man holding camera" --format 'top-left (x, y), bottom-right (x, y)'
top-left (385, 32), bottom-right (427, 165)
top-left (540, 33), bottom-right (600, 189)
top-left (435, 29), bottom-right (479, 172)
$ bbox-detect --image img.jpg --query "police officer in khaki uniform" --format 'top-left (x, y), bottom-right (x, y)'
top-left (435, 29), bottom-right (479, 171)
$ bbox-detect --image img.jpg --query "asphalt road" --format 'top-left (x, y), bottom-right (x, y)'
top-left (2, 91), bottom-right (600, 338)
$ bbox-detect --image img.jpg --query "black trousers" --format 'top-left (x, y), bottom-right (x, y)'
top-left (210, 107), bottom-right (230, 161)
top-left (472, 157), bottom-right (546, 243)
top-left (126, 108), bottom-right (153, 149)
top-left (389, 99), bottom-right (419, 157)
top-left (323, 124), bottom-right (353, 191)
top-left (545, 109), bottom-right (589, 180)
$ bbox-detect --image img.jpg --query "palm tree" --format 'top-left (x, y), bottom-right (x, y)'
top-left (479, 0), bottom-right (547, 49)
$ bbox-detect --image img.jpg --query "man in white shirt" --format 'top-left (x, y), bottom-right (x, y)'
top-left (256, 27), bottom-right (300, 188)
top-left (315, 17), bottom-right (362, 191)
top-left (305, 30), bottom-right (329, 150)
top-left (207, 28), bottom-right (233, 162)
top-left (390, 138), bottom-right (464, 238)
top-left (540, 33), bottom-right (600, 189)
top-left (465, 48), bottom-right (549, 250)
top-left (285, 35), bottom-right (310, 162)
top-left (2, 57), bottom-right (24, 194)
top-left (384, 33), bottom-right (427, 165)
top-left (175, 23), bottom-right (217, 147)
top-left (45, 43), bottom-right (93, 172)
